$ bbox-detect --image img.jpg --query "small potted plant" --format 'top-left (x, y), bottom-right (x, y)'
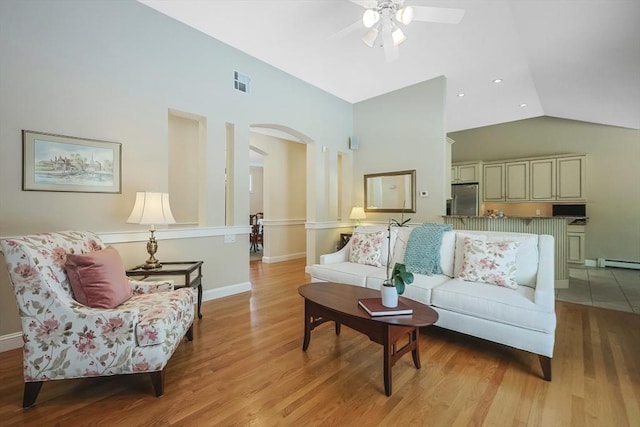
top-left (381, 215), bottom-right (414, 307)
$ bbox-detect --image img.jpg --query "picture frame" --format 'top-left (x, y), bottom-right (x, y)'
top-left (22, 130), bottom-right (122, 193)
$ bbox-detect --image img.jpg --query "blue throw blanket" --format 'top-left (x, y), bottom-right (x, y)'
top-left (403, 223), bottom-right (453, 276)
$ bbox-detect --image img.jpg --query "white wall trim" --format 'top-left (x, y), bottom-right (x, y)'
top-left (261, 219), bottom-right (306, 227)
top-left (98, 226), bottom-right (250, 245)
top-left (202, 282), bottom-right (251, 301)
top-left (585, 259), bottom-right (597, 267)
top-left (262, 252), bottom-right (306, 263)
top-left (0, 332), bottom-right (22, 353)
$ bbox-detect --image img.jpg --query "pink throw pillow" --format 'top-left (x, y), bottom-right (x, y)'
top-left (65, 246), bottom-right (132, 308)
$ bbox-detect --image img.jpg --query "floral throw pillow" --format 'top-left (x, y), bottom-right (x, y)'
top-left (457, 237), bottom-right (520, 289)
top-left (349, 230), bottom-right (385, 267)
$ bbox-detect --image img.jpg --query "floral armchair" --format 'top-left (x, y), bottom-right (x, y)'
top-left (0, 231), bottom-right (195, 407)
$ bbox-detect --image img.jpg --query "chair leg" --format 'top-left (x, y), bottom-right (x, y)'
top-left (539, 355), bottom-right (552, 381)
top-left (23, 381), bottom-right (44, 408)
top-left (149, 371), bottom-right (164, 397)
top-left (186, 323), bottom-right (194, 341)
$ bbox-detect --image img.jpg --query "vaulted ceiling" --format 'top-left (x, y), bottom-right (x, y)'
top-left (139, 0), bottom-right (640, 132)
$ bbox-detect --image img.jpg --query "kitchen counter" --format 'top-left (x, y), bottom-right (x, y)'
top-left (442, 215), bottom-right (571, 288)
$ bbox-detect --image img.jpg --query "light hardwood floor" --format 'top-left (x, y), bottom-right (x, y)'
top-left (0, 258), bottom-right (638, 426)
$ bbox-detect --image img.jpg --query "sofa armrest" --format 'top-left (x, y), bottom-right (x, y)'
top-left (320, 241), bottom-right (351, 264)
top-left (534, 234), bottom-right (555, 311)
top-left (128, 279), bottom-right (175, 295)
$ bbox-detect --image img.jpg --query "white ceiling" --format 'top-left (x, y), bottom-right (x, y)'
top-left (139, 0), bottom-right (640, 132)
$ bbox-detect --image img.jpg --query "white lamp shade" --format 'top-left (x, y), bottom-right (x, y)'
top-left (396, 6), bottom-right (414, 25)
top-left (392, 27), bottom-right (406, 46)
top-left (362, 27), bottom-right (379, 47)
top-left (349, 207), bottom-right (367, 220)
top-left (126, 192), bottom-right (176, 225)
top-left (362, 9), bottom-right (380, 28)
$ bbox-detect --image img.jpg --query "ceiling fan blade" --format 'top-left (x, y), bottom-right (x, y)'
top-left (348, 0), bottom-right (378, 9)
top-left (382, 27), bottom-right (399, 62)
top-left (328, 19), bottom-right (364, 40)
top-left (412, 6), bottom-right (465, 24)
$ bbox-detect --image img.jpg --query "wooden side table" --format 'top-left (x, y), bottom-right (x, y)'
top-left (126, 261), bottom-right (204, 319)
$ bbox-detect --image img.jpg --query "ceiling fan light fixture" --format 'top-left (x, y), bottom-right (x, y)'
top-left (363, 9), bottom-right (380, 28)
top-left (392, 27), bottom-right (406, 46)
top-left (362, 27), bottom-right (379, 47)
top-left (396, 6), bottom-right (414, 25)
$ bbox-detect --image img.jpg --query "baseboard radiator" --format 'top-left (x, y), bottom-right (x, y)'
top-left (597, 258), bottom-right (640, 270)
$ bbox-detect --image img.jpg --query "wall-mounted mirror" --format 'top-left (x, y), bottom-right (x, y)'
top-left (364, 170), bottom-right (416, 213)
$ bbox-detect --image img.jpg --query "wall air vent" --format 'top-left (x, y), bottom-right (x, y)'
top-left (233, 71), bottom-right (251, 94)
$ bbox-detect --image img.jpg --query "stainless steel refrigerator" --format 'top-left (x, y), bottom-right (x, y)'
top-left (451, 183), bottom-right (479, 216)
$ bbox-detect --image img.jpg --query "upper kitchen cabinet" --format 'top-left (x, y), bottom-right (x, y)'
top-left (530, 158), bottom-right (557, 200)
top-left (531, 155), bottom-right (587, 201)
top-left (482, 154), bottom-right (586, 203)
top-left (505, 161), bottom-right (529, 201)
top-left (483, 163), bottom-right (505, 201)
top-left (557, 156), bottom-right (586, 200)
top-left (452, 162), bottom-right (480, 184)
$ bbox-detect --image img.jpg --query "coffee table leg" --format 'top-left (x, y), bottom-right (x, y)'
top-left (335, 321), bottom-right (341, 335)
top-left (383, 340), bottom-right (392, 396)
top-left (302, 301), bottom-right (311, 351)
top-left (411, 328), bottom-right (421, 369)
top-left (197, 284), bottom-right (203, 319)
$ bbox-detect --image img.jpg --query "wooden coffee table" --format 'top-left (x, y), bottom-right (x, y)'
top-left (298, 282), bottom-right (439, 396)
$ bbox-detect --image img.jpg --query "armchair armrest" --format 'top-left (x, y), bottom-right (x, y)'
top-left (534, 235), bottom-right (555, 312)
top-left (320, 241), bottom-right (351, 264)
top-left (128, 279), bottom-right (174, 295)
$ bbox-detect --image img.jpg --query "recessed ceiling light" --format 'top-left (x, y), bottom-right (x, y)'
top-left (493, 78), bottom-right (503, 83)
top-left (457, 93), bottom-right (465, 97)
top-left (519, 103), bottom-right (527, 107)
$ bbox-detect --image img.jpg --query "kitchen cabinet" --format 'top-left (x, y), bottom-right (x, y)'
top-left (530, 158), bottom-right (557, 200)
top-left (567, 224), bottom-right (586, 264)
top-left (557, 156), bottom-right (586, 200)
top-left (483, 163), bottom-right (505, 201)
top-left (506, 161), bottom-right (529, 201)
top-left (452, 162), bottom-right (480, 183)
top-left (480, 154), bottom-right (586, 203)
top-left (530, 155), bottom-right (586, 201)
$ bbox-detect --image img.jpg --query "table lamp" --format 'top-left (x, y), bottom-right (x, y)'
top-left (126, 191), bottom-right (176, 269)
top-left (349, 206), bottom-right (366, 226)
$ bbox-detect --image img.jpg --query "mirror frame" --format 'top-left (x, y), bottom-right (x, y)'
top-left (364, 169), bottom-right (416, 213)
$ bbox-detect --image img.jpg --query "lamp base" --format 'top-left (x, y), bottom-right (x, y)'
top-left (142, 260), bottom-right (162, 269)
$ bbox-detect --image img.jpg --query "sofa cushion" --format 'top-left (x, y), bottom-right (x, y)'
top-left (121, 287), bottom-right (194, 347)
top-left (440, 231), bottom-right (456, 277)
top-left (365, 269), bottom-right (450, 306)
top-left (431, 278), bottom-right (555, 333)
top-left (351, 228), bottom-right (388, 267)
top-left (457, 237), bottom-right (519, 289)
top-left (404, 223), bottom-right (452, 275)
top-left (453, 231), bottom-right (539, 287)
top-left (308, 262), bottom-right (381, 287)
top-left (65, 246), bottom-right (132, 309)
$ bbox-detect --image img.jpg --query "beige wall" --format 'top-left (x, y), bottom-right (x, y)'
top-left (0, 0), bottom-right (353, 340)
top-left (169, 113), bottom-right (200, 225)
top-left (249, 133), bottom-right (307, 261)
top-left (449, 116), bottom-right (640, 263)
top-left (353, 77), bottom-right (448, 224)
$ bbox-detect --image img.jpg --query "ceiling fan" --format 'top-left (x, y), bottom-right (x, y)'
top-left (334, 0), bottom-right (465, 62)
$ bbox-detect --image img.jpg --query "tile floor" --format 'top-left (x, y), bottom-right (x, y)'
top-left (557, 266), bottom-right (640, 313)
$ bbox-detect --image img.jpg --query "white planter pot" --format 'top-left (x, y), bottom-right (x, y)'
top-left (381, 285), bottom-right (398, 308)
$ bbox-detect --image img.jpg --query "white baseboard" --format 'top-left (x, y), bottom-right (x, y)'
top-left (202, 282), bottom-right (251, 301)
top-left (0, 332), bottom-right (22, 353)
top-left (262, 252), bottom-right (306, 264)
top-left (1, 283), bottom-right (253, 354)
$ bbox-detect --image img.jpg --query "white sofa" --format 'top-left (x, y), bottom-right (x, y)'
top-left (307, 225), bottom-right (556, 380)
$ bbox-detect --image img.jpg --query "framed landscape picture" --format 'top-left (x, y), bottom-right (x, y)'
top-left (22, 130), bottom-right (122, 193)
